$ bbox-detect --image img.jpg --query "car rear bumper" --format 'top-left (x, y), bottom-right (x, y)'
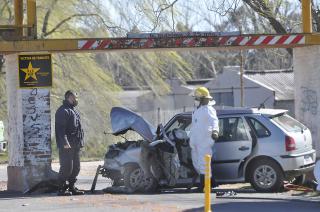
top-left (284, 163), bottom-right (315, 177)
top-left (280, 149), bottom-right (316, 159)
top-left (278, 149), bottom-right (316, 176)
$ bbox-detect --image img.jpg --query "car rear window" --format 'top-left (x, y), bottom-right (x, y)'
top-left (271, 114), bottom-right (306, 132)
top-left (246, 117), bottom-right (270, 138)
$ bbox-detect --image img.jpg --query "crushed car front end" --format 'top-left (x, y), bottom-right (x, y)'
top-left (91, 107), bottom-right (158, 192)
top-left (103, 140), bottom-right (142, 181)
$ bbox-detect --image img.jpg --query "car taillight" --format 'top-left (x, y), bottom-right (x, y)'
top-left (285, 136), bottom-right (296, 151)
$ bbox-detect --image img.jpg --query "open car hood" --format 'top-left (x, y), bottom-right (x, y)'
top-left (110, 107), bottom-right (156, 142)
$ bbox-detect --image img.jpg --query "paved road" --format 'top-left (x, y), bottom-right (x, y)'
top-left (0, 162), bottom-right (318, 212)
top-left (0, 189), bottom-right (318, 212)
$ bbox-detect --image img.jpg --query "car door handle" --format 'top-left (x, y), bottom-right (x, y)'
top-left (238, 146), bottom-right (250, 151)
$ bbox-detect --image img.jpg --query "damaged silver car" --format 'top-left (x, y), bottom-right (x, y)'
top-left (91, 107), bottom-right (316, 193)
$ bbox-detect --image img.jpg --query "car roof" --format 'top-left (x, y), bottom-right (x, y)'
top-left (179, 107), bottom-right (288, 117)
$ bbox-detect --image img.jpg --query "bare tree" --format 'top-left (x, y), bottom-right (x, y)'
top-left (0, 0), bottom-right (13, 24)
top-left (40, 0), bottom-right (126, 38)
top-left (242, 0), bottom-right (287, 33)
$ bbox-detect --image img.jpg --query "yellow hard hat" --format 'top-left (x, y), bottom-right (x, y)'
top-left (194, 87), bottom-right (213, 100)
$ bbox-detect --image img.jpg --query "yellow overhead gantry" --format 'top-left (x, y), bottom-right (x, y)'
top-left (0, 0), bottom-right (319, 53)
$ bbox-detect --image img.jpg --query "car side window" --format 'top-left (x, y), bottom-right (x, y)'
top-left (246, 117), bottom-right (270, 138)
top-left (217, 117), bottom-right (248, 142)
top-left (166, 117), bottom-right (191, 134)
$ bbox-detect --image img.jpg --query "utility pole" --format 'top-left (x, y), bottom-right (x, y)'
top-left (240, 49), bottom-right (244, 107)
top-left (239, 23), bottom-right (244, 107)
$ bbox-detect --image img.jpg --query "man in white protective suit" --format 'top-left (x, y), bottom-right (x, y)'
top-left (190, 87), bottom-right (219, 192)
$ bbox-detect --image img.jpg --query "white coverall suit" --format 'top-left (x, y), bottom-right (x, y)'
top-left (190, 104), bottom-right (219, 175)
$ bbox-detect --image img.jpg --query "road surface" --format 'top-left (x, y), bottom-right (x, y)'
top-left (0, 161), bottom-right (318, 212)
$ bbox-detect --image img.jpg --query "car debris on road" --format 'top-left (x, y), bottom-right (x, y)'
top-left (216, 190), bottom-right (237, 197)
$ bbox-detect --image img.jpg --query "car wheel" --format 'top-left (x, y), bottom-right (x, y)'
top-left (123, 163), bottom-right (157, 193)
top-left (249, 159), bottom-right (284, 192)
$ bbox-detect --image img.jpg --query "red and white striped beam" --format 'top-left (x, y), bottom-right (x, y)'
top-left (78, 34), bottom-right (305, 51)
top-left (1, 33), bottom-right (317, 53)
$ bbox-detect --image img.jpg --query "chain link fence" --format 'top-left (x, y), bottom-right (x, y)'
top-left (140, 106), bottom-right (194, 126)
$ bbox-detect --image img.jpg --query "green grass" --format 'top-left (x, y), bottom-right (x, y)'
top-left (51, 136), bottom-right (109, 162)
top-left (0, 152), bottom-right (8, 164)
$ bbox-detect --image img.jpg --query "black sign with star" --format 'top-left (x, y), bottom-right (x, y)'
top-left (18, 54), bottom-right (52, 88)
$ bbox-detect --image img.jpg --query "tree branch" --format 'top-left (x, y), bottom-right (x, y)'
top-left (243, 0), bottom-right (291, 55)
top-left (206, 0), bottom-right (241, 16)
top-left (0, 0), bottom-right (9, 15)
top-left (41, 0), bottom-right (59, 38)
top-left (151, 0), bottom-right (180, 32)
top-left (42, 13), bottom-right (125, 37)
top-left (0, 0), bottom-right (13, 23)
top-left (311, 1), bottom-right (320, 32)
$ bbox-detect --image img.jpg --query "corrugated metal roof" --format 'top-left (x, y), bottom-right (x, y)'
top-left (244, 70), bottom-right (294, 101)
top-left (186, 78), bottom-right (213, 85)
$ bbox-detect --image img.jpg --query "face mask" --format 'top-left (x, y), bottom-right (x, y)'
top-left (73, 99), bottom-right (78, 107)
top-left (194, 100), bottom-right (200, 108)
top-left (68, 95), bottom-right (78, 107)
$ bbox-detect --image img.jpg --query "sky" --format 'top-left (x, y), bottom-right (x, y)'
top-left (101, 0), bottom-right (306, 33)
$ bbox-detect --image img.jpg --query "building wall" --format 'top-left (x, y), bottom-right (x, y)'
top-left (234, 87), bottom-right (275, 108)
top-left (294, 46), bottom-right (320, 156)
top-left (274, 100), bottom-right (295, 117)
top-left (205, 69), bottom-right (275, 108)
top-left (137, 92), bottom-right (193, 125)
top-left (135, 71), bottom-right (278, 125)
top-left (135, 79), bottom-right (195, 125)
top-left (5, 54), bottom-right (52, 192)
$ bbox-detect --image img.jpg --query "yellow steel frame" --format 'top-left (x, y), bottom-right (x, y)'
top-left (0, 0), bottom-right (319, 54)
top-left (302, 0), bottom-right (312, 33)
top-left (27, 0), bottom-right (37, 38)
top-left (14, 0), bottom-right (23, 37)
top-left (0, 33), bottom-right (319, 54)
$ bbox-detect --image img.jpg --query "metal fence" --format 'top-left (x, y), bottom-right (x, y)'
top-left (140, 106), bottom-right (194, 126)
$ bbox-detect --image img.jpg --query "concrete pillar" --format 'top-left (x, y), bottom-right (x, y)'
top-left (294, 46), bottom-right (320, 157)
top-left (5, 54), bottom-right (52, 192)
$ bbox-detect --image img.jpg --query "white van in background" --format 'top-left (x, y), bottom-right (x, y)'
top-left (0, 121), bottom-right (7, 152)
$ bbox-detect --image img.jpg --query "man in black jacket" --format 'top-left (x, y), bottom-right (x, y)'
top-left (55, 90), bottom-right (85, 196)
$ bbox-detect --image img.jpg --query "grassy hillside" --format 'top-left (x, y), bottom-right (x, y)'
top-left (0, 0), bottom-right (193, 159)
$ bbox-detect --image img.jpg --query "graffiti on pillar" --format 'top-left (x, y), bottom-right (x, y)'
top-left (300, 87), bottom-right (318, 115)
top-left (22, 88), bottom-right (51, 165)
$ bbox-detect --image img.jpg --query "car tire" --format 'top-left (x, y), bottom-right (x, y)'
top-left (123, 163), bottom-right (158, 193)
top-left (249, 158), bottom-right (284, 192)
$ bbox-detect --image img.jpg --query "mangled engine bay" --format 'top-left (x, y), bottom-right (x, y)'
top-left (91, 107), bottom-right (197, 193)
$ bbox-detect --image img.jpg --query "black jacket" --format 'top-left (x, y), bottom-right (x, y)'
top-left (55, 100), bottom-right (84, 149)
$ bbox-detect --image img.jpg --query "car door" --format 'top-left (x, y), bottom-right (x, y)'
top-left (213, 116), bottom-right (252, 181)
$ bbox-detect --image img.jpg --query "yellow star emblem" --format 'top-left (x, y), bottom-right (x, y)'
top-left (21, 62), bottom-right (40, 81)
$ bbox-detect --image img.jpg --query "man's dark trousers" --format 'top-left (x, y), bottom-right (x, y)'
top-left (58, 147), bottom-right (81, 184)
